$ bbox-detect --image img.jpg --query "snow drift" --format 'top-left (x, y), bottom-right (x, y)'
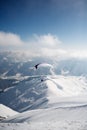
top-left (0, 104), bottom-right (18, 119)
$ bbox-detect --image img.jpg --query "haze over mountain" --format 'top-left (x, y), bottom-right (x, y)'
top-left (0, 0), bottom-right (87, 129)
top-left (0, 51), bottom-right (87, 110)
top-left (0, 51), bottom-right (87, 130)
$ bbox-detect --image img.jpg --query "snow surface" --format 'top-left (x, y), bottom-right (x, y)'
top-left (0, 51), bottom-right (87, 130)
top-left (0, 75), bottom-right (87, 112)
top-left (0, 102), bottom-right (87, 130)
top-left (0, 104), bottom-right (18, 119)
top-left (0, 75), bottom-right (87, 130)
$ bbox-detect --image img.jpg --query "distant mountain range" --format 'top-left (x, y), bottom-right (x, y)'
top-left (0, 51), bottom-right (87, 77)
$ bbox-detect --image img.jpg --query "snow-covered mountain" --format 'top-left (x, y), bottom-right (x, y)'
top-left (1, 51), bottom-right (87, 77)
top-left (0, 51), bottom-right (87, 130)
top-left (0, 51), bottom-right (87, 112)
top-left (0, 75), bottom-right (87, 112)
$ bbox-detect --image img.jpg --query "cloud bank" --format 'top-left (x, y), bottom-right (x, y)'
top-left (0, 32), bottom-right (24, 46)
top-left (0, 31), bottom-right (87, 59)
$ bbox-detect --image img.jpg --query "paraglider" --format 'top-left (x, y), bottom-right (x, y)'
top-left (34, 63), bottom-right (41, 69)
top-left (34, 63), bottom-right (53, 70)
top-left (34, 63), bottom-right (55, 82)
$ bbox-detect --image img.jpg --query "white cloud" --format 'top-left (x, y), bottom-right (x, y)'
top-left (0, 31), bottom-right (87, 59)
top-left (69, 50), bottom-right (87, 59)
top-left (40, 48), bottom-right (67, 57)
top-left (18, 33), bottom-right (62, 57)
top-left (25, 34), bottom-right (62, 57)
top-left (0, 31), bottom-right (23, 46)
top-left (33, 33), bottom-right (61, 48)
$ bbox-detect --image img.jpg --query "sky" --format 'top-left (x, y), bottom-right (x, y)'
top-left (0, 0), bottom-right (87, 58)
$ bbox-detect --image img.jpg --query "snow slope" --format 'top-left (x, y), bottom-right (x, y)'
top-left (0, 75), bottom-right (87, 112)
top-left (0, 104), bottom-right (18, 119)
top-left (0, 51), bottom-right (87, 130)
top-left (1, 102), bottom-right (87, 130)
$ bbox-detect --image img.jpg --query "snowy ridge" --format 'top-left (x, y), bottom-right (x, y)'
top-left (0, 51), bottom-right (87, 130)
top-left (46, 75), bottom-right (87, 99)
top-left (0, 75), bottom-right (87, 112)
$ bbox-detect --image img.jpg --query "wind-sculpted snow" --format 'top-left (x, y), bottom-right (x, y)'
top-left (1, 103), bottom-right (87, 130)
top-left (0, 52), bottom-right (87, 130)
top-left (3, 103), bottom-right (87, 123)
top-left (0, 75), bottom-right (48, 112)
top-left (0, 75), bottom-right (87, 112)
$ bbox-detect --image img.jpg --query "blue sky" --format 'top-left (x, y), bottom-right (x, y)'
top-left (0, 0), bottom-right (87, 57)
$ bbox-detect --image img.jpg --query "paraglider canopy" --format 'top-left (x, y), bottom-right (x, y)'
top-left (33, 63), bottom-right (55, 81)
top-left (34, 63), bottom-right (53, 70)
